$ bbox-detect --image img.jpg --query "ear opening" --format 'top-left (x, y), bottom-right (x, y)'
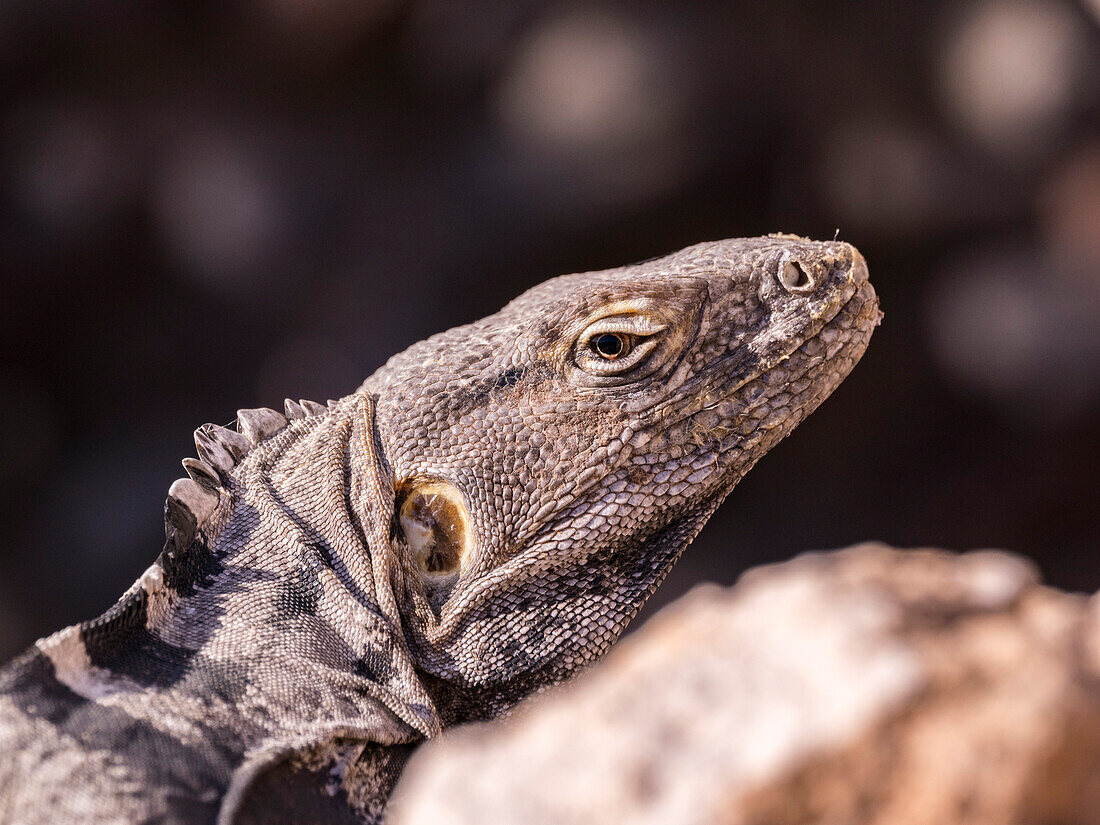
top-left (394, 480), bottom-right (471, 581)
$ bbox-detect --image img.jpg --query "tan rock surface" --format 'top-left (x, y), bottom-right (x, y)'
top-left (388, 544), bottom-right (1100, 825)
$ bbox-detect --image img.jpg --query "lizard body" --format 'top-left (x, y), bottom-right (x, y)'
top-left (0, 235), bottom-right (879, 823)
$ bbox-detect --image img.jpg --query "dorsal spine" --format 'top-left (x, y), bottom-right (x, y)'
top-left (163, 399), bottom-right (327, 547)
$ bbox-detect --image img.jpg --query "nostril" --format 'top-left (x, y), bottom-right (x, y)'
top-left (779, 260), bottom-right (814, 292)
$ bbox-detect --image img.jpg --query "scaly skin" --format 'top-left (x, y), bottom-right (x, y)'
top-left (0, 235), bottom-right (879, 824)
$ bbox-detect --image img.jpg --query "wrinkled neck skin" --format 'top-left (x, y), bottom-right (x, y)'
top-left (191, 394), bottom-right (441, 741)
top-left (22, 397), bottom-right (437, 824)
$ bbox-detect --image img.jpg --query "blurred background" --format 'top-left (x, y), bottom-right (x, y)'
top-left (0, 0), bottom-right (1097, 661)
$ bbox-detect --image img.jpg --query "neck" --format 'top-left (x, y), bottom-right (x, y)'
top-left (34, 396), bottom-right (439, 815)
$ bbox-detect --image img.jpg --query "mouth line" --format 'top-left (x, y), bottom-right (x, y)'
top-left (753, 269), bottom-right (878, 365)
top-left (751, 280), bottom-right (878, 391)
top-left (657, 275), bottom-right (876, 424)
top-left (689, 281), bottom-right (879, 492)
top-left (791, 278), bottom-right (874, 353)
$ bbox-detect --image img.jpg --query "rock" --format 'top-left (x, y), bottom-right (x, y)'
top-left (388, 543), bottom-right (1100, 825)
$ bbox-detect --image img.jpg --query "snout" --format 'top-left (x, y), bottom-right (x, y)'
top-left (770, 242), bottom-right (871, 323)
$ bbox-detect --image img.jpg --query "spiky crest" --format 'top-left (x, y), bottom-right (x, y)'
top-left (161, 399), bottom-right (328, 555)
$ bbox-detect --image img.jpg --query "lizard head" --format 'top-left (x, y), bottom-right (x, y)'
top-left (366, 235), bottom-right (880, 717)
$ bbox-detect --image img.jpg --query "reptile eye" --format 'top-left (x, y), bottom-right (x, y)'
top-left (573, 313), bottom-right (668, 380)
top-left (592, 333), bottom-right (631, 360)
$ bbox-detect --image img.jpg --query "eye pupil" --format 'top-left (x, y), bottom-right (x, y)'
top-left (593, 333), bottom-right (626, 359)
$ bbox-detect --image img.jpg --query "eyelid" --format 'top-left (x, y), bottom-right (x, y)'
top-left (581, 314), bottom-right (668, 339)
top-left (573, 313), bottom-right (667, 377)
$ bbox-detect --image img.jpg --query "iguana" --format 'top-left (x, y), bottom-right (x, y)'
top-left (0, 235), bottom-right (879, 824)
